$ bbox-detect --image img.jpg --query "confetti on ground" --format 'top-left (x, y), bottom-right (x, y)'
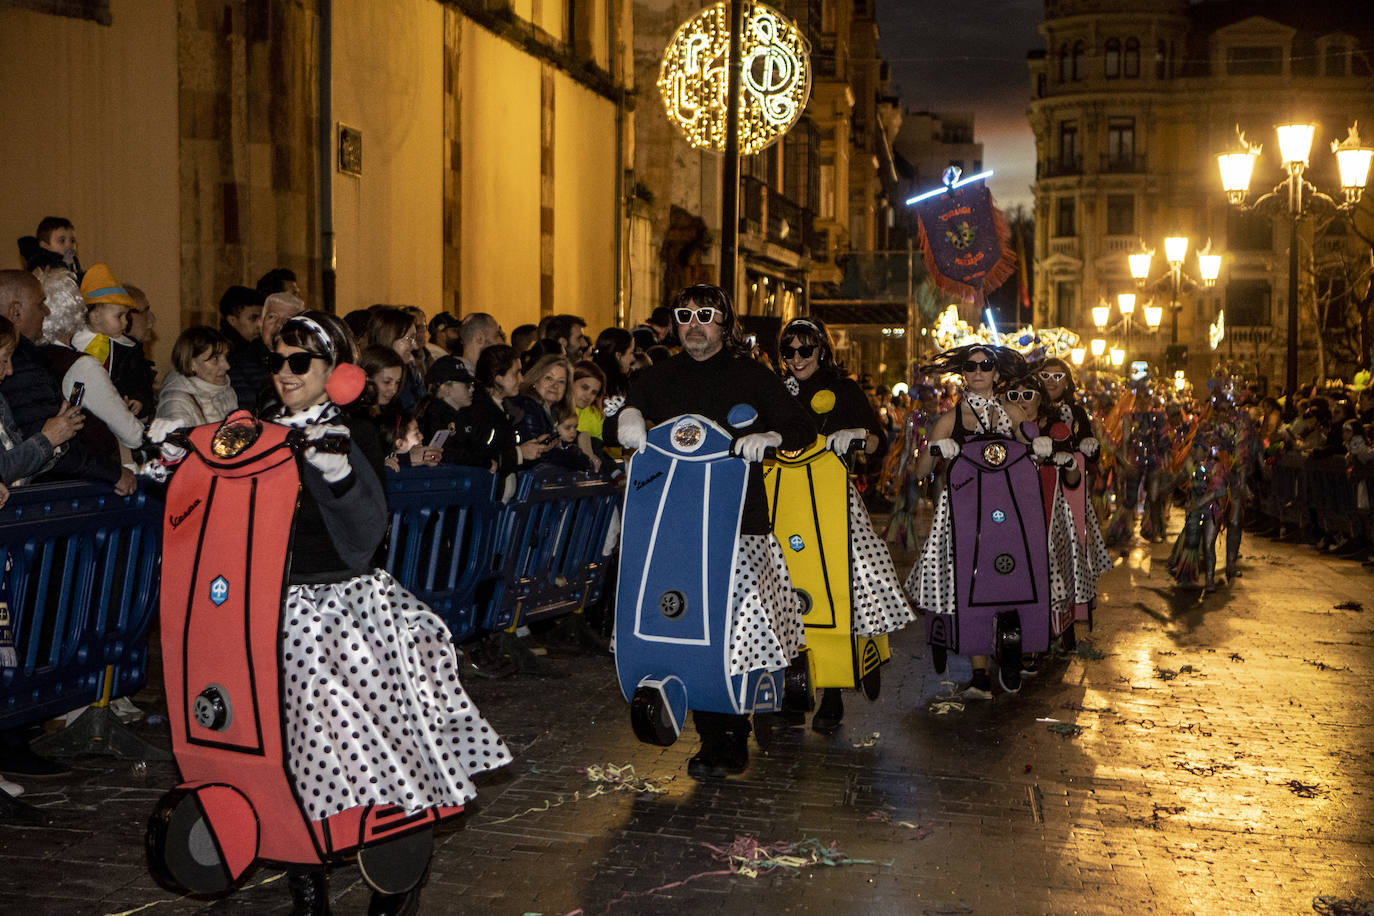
top-left (1047, 723), bottom-right (1083, 738)
top-left (586, 836), bottom-right (892, 914)
top-left (1229, 652), bottom-right (1244, 662)
top-left (930, 700), bottom-right (965, 715)
top-left (866, 809), bottom-right (930, 836)
top-left (1172, 760), bottom-right (1233, 777)
top-left (1304, 659), bottom-right (1353, 672)
top-left (484, 763), bottom-right (672, 826)
top-left (1287, 779), bottom-right (1326, 798)
top-left (1060, 701), bottom-right (1114, 713)
top-left (851, 731), bottom-right (880, 748)
top-left (1074, 643), bottom-right (1105, 660)
top-left (1154, 665), bottom-right (1193, 680)
top-left (1333, 601), bottom-right (1364, 612)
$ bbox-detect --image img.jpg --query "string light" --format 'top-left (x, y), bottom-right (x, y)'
top-left (658, 2), bottom-right (812, 155)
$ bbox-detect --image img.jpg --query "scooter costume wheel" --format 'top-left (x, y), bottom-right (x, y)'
top-left (995, 611), bottom-right (1023, 693)
top-left (146, 785), bottom-right (258, 895)
top-left (630, 685), bottom-right (679, 747)
top-left (860, 664), bottom-right (881, 701)
top-left (358, 825), bottom-right (433, 895)
top-left (930, 644), bottom-right (948, 674)
top-left (782, 654), bottom-right (814, 712)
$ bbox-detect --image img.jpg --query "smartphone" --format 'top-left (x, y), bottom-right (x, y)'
top-left (69, 381), bottom-right (86, 408)
top-left (429, 429), bottom-right (451, 448)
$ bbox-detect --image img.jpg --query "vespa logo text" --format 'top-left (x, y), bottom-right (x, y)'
top-left (169, 498), bottom-right (202, 530)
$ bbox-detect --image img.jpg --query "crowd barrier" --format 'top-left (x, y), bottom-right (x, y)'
top-left (0, 482), bottom-right (162, 734)
top-left (1, 465), bottom-right (622, 736)
top-left (1256, 452), bottom-right (1373, 538)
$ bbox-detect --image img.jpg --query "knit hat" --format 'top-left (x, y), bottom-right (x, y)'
top-left (80, 264), bottom-right (134, 309)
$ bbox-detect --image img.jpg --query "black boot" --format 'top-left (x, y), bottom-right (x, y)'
top-left (287, 866), bottom-right (331, 916)
top-left (811, 688), bottom-right (844, 734)
top-left (687, 738), bottom-right (729, 780)
top-left (369, 887), bottom-right (422, 916)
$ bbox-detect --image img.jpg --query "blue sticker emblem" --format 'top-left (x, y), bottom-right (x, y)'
top-left (788, 534), bottom-right (805, 552)
top-left (209, 576), bottom-right (229, 606)
top-left (991, 509), bottom-right (1006, 524)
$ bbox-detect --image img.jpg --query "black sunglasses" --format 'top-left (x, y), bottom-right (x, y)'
top-left (780, 344), bottom-right (817, 359)
top-left (1004, 389), bottom-right (1038, 402)
top-left (268, 351), bottom-right (325, 375)
top-left (962, 359), bottom-right (995, 372)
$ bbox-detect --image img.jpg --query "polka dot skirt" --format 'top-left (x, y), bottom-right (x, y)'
top-left (280, 570), bottom-right (512, 822)
top-left (904, 489), bottom-right (956, 617)
top-left (846, 481), bottom-right (916, 637)
top-left (727, 535), bottom-right (806, 676)
top-left (1046, 483), bottom-right (1077, 634)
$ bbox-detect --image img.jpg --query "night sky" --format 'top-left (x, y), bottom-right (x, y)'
top-left (876, 0), bottom-right (1042, 213)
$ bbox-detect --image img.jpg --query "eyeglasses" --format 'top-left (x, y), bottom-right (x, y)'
top-left (1004, 389), bottom-right (1039, 402)
top-left (674, 306), bottom-right (723, 325)
top-left (779, 344), bottom-right (817, 359)
top-left (1038, 371), bottom-right (1066, 382)
top-left (268, 351), bottom-right (325, 375)
top-left (962, 359), bottom-right (995, 372)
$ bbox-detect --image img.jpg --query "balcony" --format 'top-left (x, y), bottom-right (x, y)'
top-left (1227, 326), bottom-right (1275, 346)
top-left (1049, 237), bottom-right (1081, 259)
top-left (1038, 156), bottom-right (1082, 179)
top-left (1100, 154), bottom-right (1147, 173)
top-left (1101, 236), bottom-right (1136, 254)
top-left (740, 175), bottom-right (815, 258)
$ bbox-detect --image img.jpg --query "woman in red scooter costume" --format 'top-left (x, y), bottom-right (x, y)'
top-left (160, 312), bottom-right (511, 915)
top-left (902, 343), bottom-right (1027, 698)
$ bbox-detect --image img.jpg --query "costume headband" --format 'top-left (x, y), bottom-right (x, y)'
top-left (284, 315), bottom-right (336, 362)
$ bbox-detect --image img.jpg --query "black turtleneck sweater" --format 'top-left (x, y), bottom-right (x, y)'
top-left (626, 348), bottom-right (815, 534)
top-left (791, 366), bottom-right (887, 463)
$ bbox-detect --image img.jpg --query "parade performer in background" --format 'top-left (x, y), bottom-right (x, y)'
top-left (616, 285), bottom-right (814, 779)
top-left (903, 343), bottom-right (1026, 698)
top-left (154, 312), bottom-right (511, 913)
top-left (1036, 358), bottom-right (1111, 637)
top-left (776, 317), bottom-right (914, 732)
top-left (882, 378), bottom-right (939, 551)
top-left (1167, 428), bottom-right (1230, 592)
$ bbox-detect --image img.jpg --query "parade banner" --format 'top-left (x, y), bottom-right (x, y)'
top-left (913, 180), bottom-right (1016, 305)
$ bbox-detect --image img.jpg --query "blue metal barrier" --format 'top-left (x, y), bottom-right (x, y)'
top-left (382, 466), bottom-right (502, 642)
top-left (0, 482), bottom-right (162, 732)
top-left (481, 466), bottom-right (620, 631)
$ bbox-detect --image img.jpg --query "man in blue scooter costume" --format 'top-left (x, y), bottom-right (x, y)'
top-left (616, 284), bottom-right (815, 779)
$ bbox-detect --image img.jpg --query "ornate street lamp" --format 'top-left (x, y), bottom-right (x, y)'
top-left (1215, 122), bottom-right (1372, 395)
top-left (1128, 236), bottom-right (1222, 351)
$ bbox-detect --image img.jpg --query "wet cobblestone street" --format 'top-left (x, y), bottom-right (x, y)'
top-left (3, 523), bottom-right (1373, 915)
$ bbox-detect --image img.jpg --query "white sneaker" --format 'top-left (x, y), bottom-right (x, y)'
top-left (1, 778), bottom-right (24, 798)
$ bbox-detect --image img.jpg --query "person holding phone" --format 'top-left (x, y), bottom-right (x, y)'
top-left (0, 315), bottom-right (84, 493)
top-left (508, 354), bottom-right (574, 463)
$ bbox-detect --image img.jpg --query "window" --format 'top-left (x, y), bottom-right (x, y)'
top-left (1058, 45), bottom-right (1070, 83)
top-left (1105, 38), bottom-right (1120, 78)
top-left (1072, 41), bottom-right (1085, 80)
top-left (1055, 282), bottom-right (1077, 326)
top-left (1059, 120), bottom-right (1079, 169)
top-left (1155, 40), bottom-right (1167, 79)
top-left (1107, 118), bottom-right (1135, 167)
top-left (1124, 38), bottom-right (1140, 77)
top-left (1227, 209), bottom-right (1272, 251)
top-left (1322, 44), bottom-right (1350, 77)
top-left (1055, 198), bottom-right (1076, 237)
top-left (1106, 195), bottom-right (1134, 236)
top-left (1037, 73), bottom-right (1046, 97)
top-left (1226, 46), bottom-right (1283, 76)
top-left (1226, 280), bottom-right (1271, 325)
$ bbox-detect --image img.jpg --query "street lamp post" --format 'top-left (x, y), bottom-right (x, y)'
top-left (1216, 122), bottom-right (1372, 396)
top-left (1127, 237), bottom-right (1223, 349)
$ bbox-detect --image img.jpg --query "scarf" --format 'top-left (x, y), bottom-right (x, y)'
top-left (82, 333), bottom-right (112, 368)
top-left (271, 401), bottom-right (339, 428)
top-left (963, 390), bottom-right (1012, 438)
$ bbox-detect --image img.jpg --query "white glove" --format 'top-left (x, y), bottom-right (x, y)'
top-left (1079, 436), bottom-right (1099, 457)
top-left (734, 431), bottom-right (782, 463)
top-left (147, 418), bottom-right (187, 462)
top-left (1032, 436), bottom-right (1053, 459)
top-left (617, 407), bottom-right (646, 451)
top-left (304, 424), bottom-right (352, 483)
top-left (1051, 451), bottom-right (1076, 467)
top-left (930, 438), bottom-right (959, 459)
top-left (825, 427), bottom-right (866, 455)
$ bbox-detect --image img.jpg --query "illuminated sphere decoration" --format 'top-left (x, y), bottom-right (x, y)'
top-left (658, 2), bottom-right (812, 155)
